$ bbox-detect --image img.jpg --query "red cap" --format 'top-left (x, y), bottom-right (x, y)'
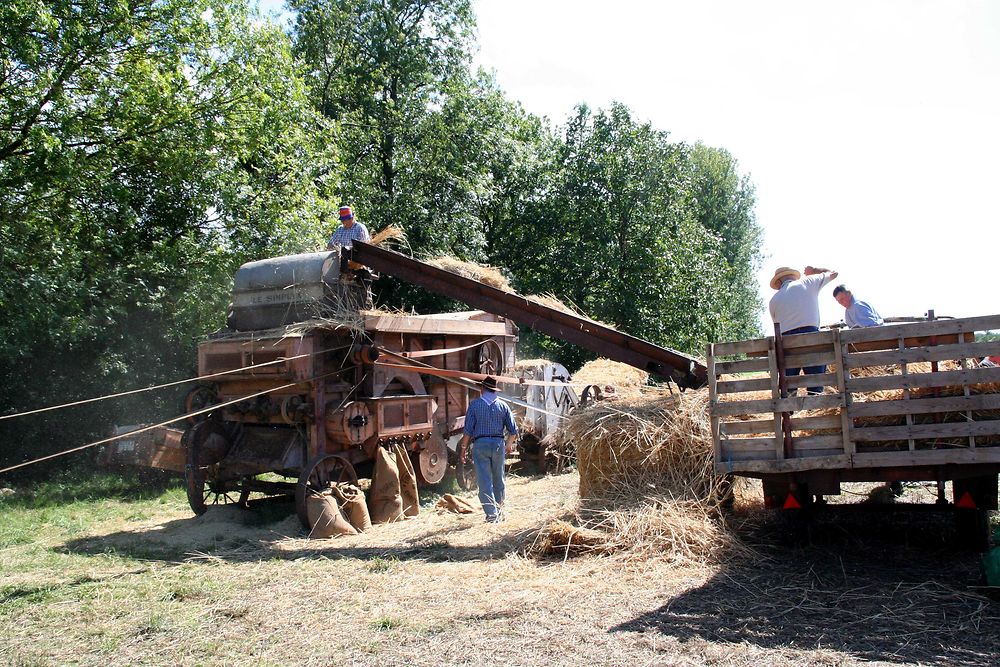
top-left (338, 205), bottom-right (354, 221)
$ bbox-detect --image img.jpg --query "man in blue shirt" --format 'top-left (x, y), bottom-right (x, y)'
top-left (833, 285), bottom-right (884, 328)
top-left (459, 376), bottom-right (518, 523)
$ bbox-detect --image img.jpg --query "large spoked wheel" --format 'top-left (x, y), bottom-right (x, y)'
top-left (455, 452), bottom-right (478, 492)
top-left (183, 383), bottom-right (219, 424)
top-left (185, 420), bottom-right (235, 515)
top-left (477, 339), bottom-right (505, 377)
top-left (295, 454), bottom-right (359, 529)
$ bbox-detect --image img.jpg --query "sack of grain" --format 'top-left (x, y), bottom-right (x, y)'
top-left (369, 446), bottom-right (405, 524)
top-left (305, 491), bottom-right (358, 538)
top-left (333, 482), bottom-right (372, 532)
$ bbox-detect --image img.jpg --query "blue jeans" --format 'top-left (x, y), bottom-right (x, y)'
top-left (472, 439), bottom-right (506, 519)
top-left (783, 325), bottom-right (825, 395)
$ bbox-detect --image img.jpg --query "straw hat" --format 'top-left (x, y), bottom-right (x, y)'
top-left (769, 267), bottom-right (801, 290)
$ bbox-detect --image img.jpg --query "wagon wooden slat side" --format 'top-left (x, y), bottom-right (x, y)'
top-left (708, 314), bottom-right (1000, 546)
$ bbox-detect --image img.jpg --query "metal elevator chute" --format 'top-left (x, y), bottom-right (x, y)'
top-left (351, 241), bottom-right (708, 389)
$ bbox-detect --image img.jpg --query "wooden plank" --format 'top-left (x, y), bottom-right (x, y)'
top-left (716, 454), bottom-right (852, 474)
top-left (783, 350), bottom-right (838, 369)
top-left (712, 337), bottom-right (771, 357)
top-left (785, 372), bottom-right (838, 390)
top-left (777, 330), bottom-right (837, 349)
top-left (722, 419), bottom-right (780, 435)
top-left (767, 337), bottom-right (784, 460)
top-left (847, 393), bottom-right (1000, 418)
top-left (840, 314), bottom-right (1000, 344)
top-left (363, 315), bottom-right (510, 336)
top-left (708, 415), bottom-right (837, 437)
top-left (721, 438), bottom-right (775, 452)
top-left (832, 333), bottom-right (855, 456)
top-left (792, 434), bottom-right (845, 451)
top-left (716, 376), bottom-right (771, 394)
top-left (842, 333), bottom-right (970, 353)
top-left (711, 393), bottom-right (844, 417)
top-left (843, 341), bottom-right (1000, 369)
top-left (852, 447), bottom-right (1000, 468)
top-left (714, 357), bottom-right (771, 375)
top-left (720, 449), bottom-right (777, 462)
top-left (791, 414), bottom-right (843, 431)
top-left (707, 344), bottom-right (722, 466)
top-left (845, 366), bottom-right (1000, 393)
top-left (851, 420), bottom-right (1000, 442)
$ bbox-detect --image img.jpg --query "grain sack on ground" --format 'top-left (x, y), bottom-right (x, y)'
top-left (333, 482), bottom-right (371, 532)
top-left (369, 446), bottom-right (405, 524)
top-left (394, 443), bottom-right (420, 517)
top-left (306, 491), bottom-right (358, 538)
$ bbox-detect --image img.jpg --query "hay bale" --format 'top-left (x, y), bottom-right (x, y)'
top-left (569, 390), bottom-right (719, 502)
top-left (424, 256), bottom-right (511, 291)
top-left (572, 358), bottom-right (650, 400)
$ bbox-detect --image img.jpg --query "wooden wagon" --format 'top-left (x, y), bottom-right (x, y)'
top-left (707, 314), bottom-right (1000, 545)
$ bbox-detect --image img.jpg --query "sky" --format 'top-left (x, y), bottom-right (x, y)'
top-left (259, 0), bottom-right (999, 330)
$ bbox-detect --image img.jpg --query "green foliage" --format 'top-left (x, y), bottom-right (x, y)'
top-left (496, 103), bottom-right (763, 368)
top-left (0, 0), bottom-right (337, 470)
top-left (1, 0), bottom-right (765, 475)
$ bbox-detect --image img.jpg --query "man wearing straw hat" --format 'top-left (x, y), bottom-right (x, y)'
top-left (768, 265), bottom-right (838, 395)
top-left (459, 376), bottom-right (519, 523)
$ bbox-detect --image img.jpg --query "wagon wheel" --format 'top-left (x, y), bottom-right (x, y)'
top-left (183, 383), bottom-right (219, 424)
top-left (295, 454), bottom-right (359, 529)
top-left (184, 420), bottom-right (236, 515)
top-left (416, 434), bottom-right (448, 486)
top-left (455, 449), bottom-right (478, 492)
top-left (476, 339), bottom-right (505, 377)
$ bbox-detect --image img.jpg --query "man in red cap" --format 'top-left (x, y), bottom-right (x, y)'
top-left (326, 205), bottom-right (371, 253)
top-left (327, 205), bottom-right (373, 307)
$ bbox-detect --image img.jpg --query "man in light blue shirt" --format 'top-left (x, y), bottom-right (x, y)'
top-left (327, 205), bottom-right (373, 307)
top-left (459, 376), bottom-right (518, 523)
top-left (833, 285), bottom-right (884, 328)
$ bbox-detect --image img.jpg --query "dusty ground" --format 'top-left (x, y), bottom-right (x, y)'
top-left (2, 472), bottom-right (999, 666)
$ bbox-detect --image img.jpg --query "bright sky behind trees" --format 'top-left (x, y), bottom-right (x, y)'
top-left (261, 0), bottom-right (999, 329)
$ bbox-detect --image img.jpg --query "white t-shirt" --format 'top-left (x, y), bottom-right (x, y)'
top-left (768, 273), bottom-right (835, 334)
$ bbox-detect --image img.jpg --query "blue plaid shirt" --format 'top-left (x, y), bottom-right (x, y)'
top-left (464, 395), bottom-right (517, 442)
top-left (327, 221), bottom-right (370, 249)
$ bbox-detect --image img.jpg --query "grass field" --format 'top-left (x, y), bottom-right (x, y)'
top-left (2, 470), bottom-right (999, 666)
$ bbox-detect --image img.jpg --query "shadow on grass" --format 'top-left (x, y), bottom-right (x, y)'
top-left (58, 493), bottom-right (551, 565)
top-left (612, 506), bottom-right (1000, 666)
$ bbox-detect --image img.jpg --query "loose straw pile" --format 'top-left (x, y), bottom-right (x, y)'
top-left (535, 389), bottom-right (750, 564)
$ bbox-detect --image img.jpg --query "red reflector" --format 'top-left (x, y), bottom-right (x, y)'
top-left (956, 491), bottom-right (977, 509)
top-left (783, 493), bottom-right (802, 510)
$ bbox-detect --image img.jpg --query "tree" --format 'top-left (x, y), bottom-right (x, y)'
top-left (290, 0), bottom-right (474, 240)
top-left (503, 103), bottom-right (763, 369)
top-left (0, 0), bottom-right (337, 471)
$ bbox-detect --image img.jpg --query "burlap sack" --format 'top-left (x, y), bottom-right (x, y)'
top-left (369, 446), bottom-right (404, 524)
top-left (435, 493), bottom-right (477, 514)
top-left (394, 443), bottom-right (420, 517)
top-left (333, 482), bottom-right (372, 532)
top-left (305, 491), bottom-right (358, 538)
